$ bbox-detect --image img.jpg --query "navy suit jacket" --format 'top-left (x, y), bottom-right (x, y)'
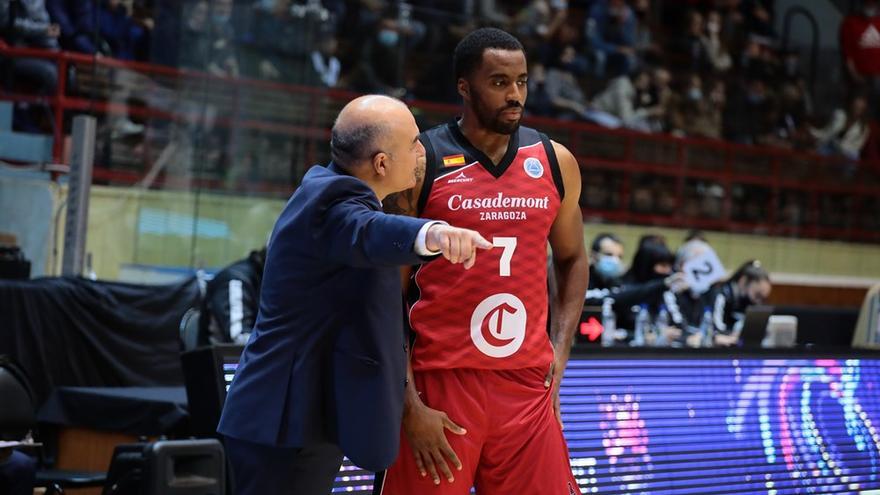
top-left (217, 163), bottom-right (432, 472)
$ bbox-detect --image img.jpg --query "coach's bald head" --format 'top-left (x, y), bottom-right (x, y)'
top-left (330, 95), bottom-right (426, 200)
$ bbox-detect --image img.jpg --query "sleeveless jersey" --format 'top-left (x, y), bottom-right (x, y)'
top-left (408, 122), bottom-right (564, 371)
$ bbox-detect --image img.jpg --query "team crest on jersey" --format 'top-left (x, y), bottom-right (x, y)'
top-left (523, 157), bottom-right (544, 179)
top-left (470, 293), bottom-right (527, 358)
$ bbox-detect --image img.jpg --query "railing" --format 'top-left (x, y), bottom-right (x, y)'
top-left (1, 44), bottom-right (878, 243)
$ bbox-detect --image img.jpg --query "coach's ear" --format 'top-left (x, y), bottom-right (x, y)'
top-left (372, 151), bottom-right (389, 178)
top-left (457, 78), bottom-right (469, 101)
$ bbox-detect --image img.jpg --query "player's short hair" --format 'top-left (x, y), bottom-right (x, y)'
top-left (453, 28), bottom-right (524, 81)
top-left (330, 121), bottom-right (386, 168)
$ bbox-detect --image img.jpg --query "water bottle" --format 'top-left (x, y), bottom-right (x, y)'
top-left (601, 298), bottom-right (616, 347)
top-left (700, 307), bottom-right (714, 348)
top-left (631, 304), bottom-right (650, 347)
top-left (86, 252), bottom-right (97, 281)
top-left (655, 305), bottom-right (670, 347)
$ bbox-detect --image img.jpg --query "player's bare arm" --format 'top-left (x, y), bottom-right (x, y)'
top-left (545, 140), bottom-right (589, 427)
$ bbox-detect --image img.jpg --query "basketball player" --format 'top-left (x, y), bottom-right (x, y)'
top-left (380, 28), bottom-right (588, 495)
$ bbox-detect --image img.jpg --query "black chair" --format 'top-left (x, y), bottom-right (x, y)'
top-left (0, 357), bottom-right (106, 494)
top-left (179, 308), bottom-right (202, 352)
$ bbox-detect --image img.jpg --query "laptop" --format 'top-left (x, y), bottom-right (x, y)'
top-left (740, 305), bottom-right (774, 346)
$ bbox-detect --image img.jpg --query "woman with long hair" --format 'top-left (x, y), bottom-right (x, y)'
top-left (710, 259), bottom-right (772, 346)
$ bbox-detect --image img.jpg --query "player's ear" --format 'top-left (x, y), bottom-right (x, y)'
top-left (457, 78), bottom-right (469, 100)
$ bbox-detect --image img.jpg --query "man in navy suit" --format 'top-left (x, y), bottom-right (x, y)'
top-left (217, 95), bottom-right (492, 495)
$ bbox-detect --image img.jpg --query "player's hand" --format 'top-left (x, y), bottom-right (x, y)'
top-left (402, 400), bottom-right (466, 485)
top-left (544, 354), bottom-right (564, 430)
top-left (425, 224), bottom-right (493, 270)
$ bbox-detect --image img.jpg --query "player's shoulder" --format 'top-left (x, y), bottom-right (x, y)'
top-left (418, 121), bottom-right (453, 143)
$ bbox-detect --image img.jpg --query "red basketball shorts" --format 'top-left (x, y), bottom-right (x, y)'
top-left (379, 367), bottom-right (581, 495)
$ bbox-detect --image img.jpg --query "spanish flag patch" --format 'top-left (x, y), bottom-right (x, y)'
top-left (442, 154), bottom-right (466, 167)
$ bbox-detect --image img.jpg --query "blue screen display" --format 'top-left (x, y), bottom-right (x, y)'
top-left (333, 356), bottom-right (880, 494)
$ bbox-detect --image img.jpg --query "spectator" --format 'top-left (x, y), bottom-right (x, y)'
top-left (622, 237), bottom-right (675, 286)
top-left (309, 35), bottom-right (341, 87)
top-left (98, 0), bottom-right (151, 61)
top-left (740, 0), bottom-right (774, 38)
top-left (645, 67), bottom-right (672, 130)
top-left (345, 1), bottom-right (424, 96)
top-left (631, 0), bottom-right (660, 64)
top-left (725, 75), bottom-right (778, 145)
top-left (513, 0), bottom-right (567, 54)
top-left (525, 62), bottom-right (553, 117)
top-left (46, 0), bottom-right (97, 54)
top-left (615, 237), bottom-right (686, 342)
top-left (709, 259), bottom-right (771, 346)
top-left (840, 0), bottom-right (880, 117)
top-left (811, 92), bottom-right (872, 163)
top-left (677, 10), bottom-right (713, 73)
top-left (0, 0), bottom-right (60, 131)
top-left (669, 74), bottom-right (724, 139)
top-left (703, 10), bottom-right (733, 72)
top-left (590, 67), bottom-right (669, 131)
top-left (586, 232), bottom-right (625, 300)
top-left (177, 0), bottom-right (238, 77)
top-left (585, 0), bottom-right (637, 78)
top-left (738, 33), bottom-right (776, 82)
top-left (544, 45), bottom-right (590, 120)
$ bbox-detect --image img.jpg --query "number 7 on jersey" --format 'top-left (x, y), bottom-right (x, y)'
top-left (493, 237), bottom-right (517, 277)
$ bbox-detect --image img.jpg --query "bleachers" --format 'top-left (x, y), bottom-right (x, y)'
top-left (1, 44), bottom-right (878, 243)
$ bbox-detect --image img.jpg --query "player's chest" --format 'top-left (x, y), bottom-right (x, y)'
top-left (424, 160), bottom-right (559, 231)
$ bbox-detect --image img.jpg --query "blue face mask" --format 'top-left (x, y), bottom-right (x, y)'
top-left (378, 29), bottom-right (399, 47)
top-left (595, 255), bottom-right (623, 279)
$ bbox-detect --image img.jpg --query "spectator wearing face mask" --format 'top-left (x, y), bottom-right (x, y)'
top-left (586, 233), bottom-right (625, 302)
top-left (669, 74), bottom-right (724, 139)
top-left (709, 259), bottom-right (772, 346)
top-left (725, 75), bottom-right (778, 145)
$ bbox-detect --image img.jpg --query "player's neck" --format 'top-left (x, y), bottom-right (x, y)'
top-left (457, 115), bottom-right (511, 165)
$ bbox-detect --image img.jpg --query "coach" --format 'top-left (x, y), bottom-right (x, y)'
top-left (218, 95), bottom-right (491, 495)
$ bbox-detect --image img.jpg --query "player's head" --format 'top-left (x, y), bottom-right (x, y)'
top-left (454, 28), bottom-right (527, 135)
top-left (331, 95), bottom-right (426, 198)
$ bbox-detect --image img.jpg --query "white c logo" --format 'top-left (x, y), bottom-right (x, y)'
top-left (470, 293), bottom-right (527, 358)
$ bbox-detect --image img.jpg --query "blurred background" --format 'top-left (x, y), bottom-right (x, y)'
top-left (0, 0), bottom-right (878, 286)
top-left (2, 1), bottom-right (880, 494)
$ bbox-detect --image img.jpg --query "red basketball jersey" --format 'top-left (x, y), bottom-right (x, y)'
top-left (408, 122), bottom-right (564, 371)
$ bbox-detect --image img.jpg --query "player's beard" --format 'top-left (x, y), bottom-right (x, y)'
top-left (471, 88), bottom-right (522, 135)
